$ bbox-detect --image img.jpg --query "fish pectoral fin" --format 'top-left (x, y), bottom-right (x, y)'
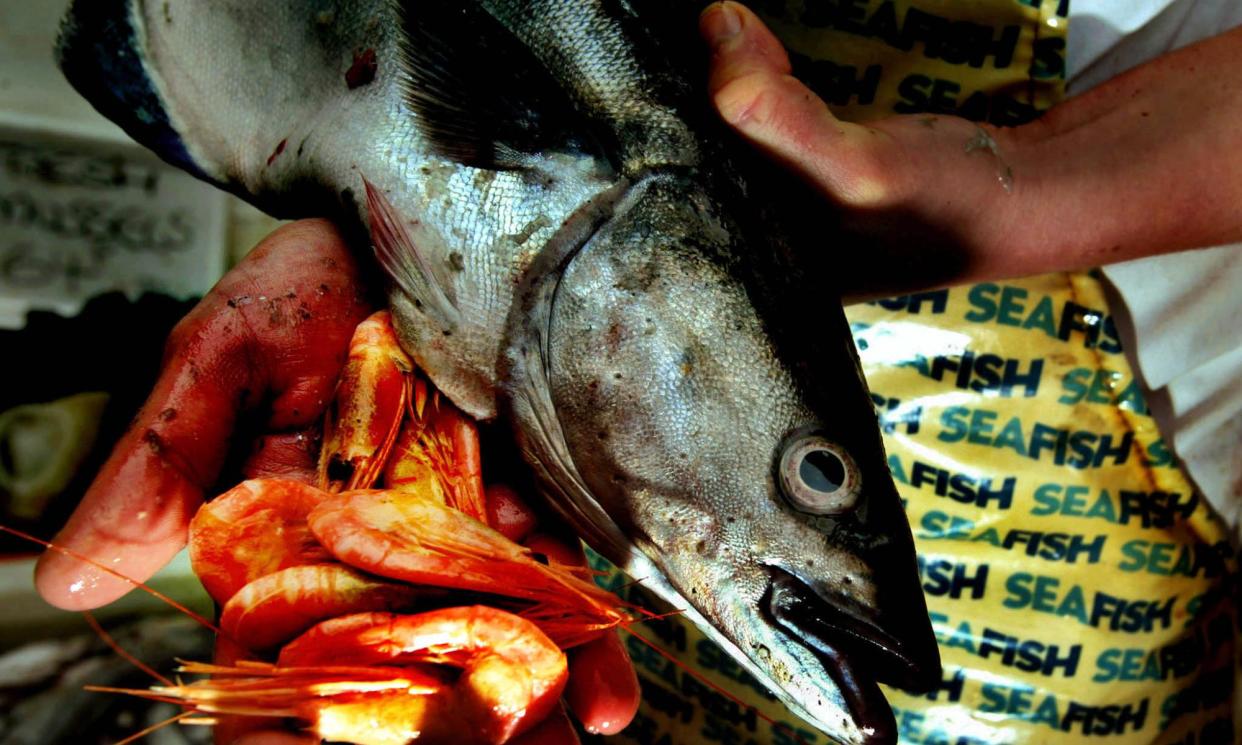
top-left (395, 0), bottom-right (611, 171)
top-left (365, 178), bottom-right (461, 330)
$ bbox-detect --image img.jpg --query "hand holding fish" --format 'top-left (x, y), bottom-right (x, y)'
top-left (33, 219), bottom-right (639, 743)
top-left (701, 2), bottom-right (1242, 300)
top-left (34, 220), bottom-right (372, 611)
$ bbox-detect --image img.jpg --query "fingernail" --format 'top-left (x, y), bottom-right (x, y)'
top-left (701, 2), bottom-right (743, 47)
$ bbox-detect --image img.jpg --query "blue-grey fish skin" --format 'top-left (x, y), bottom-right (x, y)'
top-left (55, 1), bottom-right (940, 742)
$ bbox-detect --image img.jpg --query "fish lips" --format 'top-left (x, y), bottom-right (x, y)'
top-left (766, 568), bottom-right (942, 745)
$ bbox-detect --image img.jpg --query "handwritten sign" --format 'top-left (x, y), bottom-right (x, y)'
top-left (0, 125), bottom-right (227, 327)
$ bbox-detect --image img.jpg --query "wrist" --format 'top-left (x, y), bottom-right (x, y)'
top-left (836, 116), bottom-right (1030, 292)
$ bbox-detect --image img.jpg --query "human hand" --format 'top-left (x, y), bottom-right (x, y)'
top-left (698, 3), bottom-right (1242, 299)
top-left (34, 219), bottom-right (373, 610)
top-left (33, 218), bottom-right (637, 742)
top-left (698, 1), bottom-right (1023, 300)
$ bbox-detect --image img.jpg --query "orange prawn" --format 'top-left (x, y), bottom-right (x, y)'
top-left (18, 310), bottom-right (649, 745)
top-left (120, 607), bottom-right (568, 745)
top-left (319, 310), bottom-right (414, 492)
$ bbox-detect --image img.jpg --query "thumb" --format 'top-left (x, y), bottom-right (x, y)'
top-left (35, 220), bottom-right (369, 611)
top-left (700, 2), bottom-right (899, 208)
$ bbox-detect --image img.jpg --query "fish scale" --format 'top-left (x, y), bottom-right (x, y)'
top-left (56, 1), bottom-right (941, 742)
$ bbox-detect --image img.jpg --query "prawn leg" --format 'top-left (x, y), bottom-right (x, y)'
top-left (383, 389), bottom-right (487, 524)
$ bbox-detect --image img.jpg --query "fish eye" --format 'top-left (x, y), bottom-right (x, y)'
top-left (777, 433), bottom-right (860, 515)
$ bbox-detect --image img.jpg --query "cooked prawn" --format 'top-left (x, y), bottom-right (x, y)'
top-left (122, 607), bottom-right (567, 745)
top-left (309, 488), bottom-right (628, 648)
top-left (219, 563), bottom-right (436, 652)
top-left (62, 309), bottom-right (643, 744)
top-left (319, 310), bottom-right (414, 492)
top-left (384, 388), bottom-right (487, 523)
top-left (188, 478), bottom-right (333, 604)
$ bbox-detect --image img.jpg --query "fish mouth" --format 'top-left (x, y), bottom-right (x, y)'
top-left (766, 568), bottom-right (941, 745)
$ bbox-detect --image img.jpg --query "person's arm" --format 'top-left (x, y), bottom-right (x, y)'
top-left (700, 2), bottom-right (1242, 300)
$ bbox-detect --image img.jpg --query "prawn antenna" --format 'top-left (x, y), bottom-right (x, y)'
top-left (83, 611), bottom-right (175, 686)
top-left (0, 524), bottom-right (221, 635)
top-left (109, 709), bottom-right (198, 745)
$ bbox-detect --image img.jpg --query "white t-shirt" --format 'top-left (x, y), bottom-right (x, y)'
top-left (1068, 0), bottom-right (1242, 533)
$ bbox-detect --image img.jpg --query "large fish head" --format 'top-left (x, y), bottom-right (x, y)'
top-left (528, 172), bottom-right (940, 743)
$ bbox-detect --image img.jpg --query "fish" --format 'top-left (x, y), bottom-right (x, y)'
top-left (55, 1), bottom-right (941, 742)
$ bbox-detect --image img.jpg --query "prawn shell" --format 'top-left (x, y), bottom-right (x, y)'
top-left (220, 563), bottom-right (435, 652)
top-left (319, 310), bottom-right (413, 492)
top-left (189, 478), bottom-right (333, 604)
top-left (279, 608), bottom-right (568, 745)
top-left (307, 489), bottom-right (624, 633)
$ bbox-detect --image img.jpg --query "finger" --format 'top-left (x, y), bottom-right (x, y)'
top-left (242, 427), bottom-right (321, 484)
top-left (700, 2), bottom-right (900, 208)
top-left (509, 702), bottom-right (581, 745)
top-left (701, 1), bottom-right (792, 96)
top-left (566, 631), bottom-right (641, 735)
top-left (36, 220), bottom-right (370, 610)
top-left (485, 483), bottom-right (539, 543)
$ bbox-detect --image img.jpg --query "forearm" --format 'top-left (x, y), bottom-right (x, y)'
top-left (890, 25), bottom-right (1242, 288)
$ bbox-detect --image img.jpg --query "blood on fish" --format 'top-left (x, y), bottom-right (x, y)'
top-left (346, 48), bottom-right (378, 89)
top-left (266, 138), bottom-right (287, 166)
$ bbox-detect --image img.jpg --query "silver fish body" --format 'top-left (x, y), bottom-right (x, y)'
top-left (57, 1), bottom-right (940, 741)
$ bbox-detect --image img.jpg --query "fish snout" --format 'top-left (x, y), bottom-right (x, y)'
top-left (766, 568), bottom-right (942, 743)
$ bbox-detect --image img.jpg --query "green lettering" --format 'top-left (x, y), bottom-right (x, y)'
top-left (1031, 695), bottom-right (1060, 728)
top-left (1062, 485), bottom-right (1088, 516)
top-left (1116, 379), bottom-right (1147, 413)
top-left (1059, 368), bottom-right (1089, 404)
top-left (1150, 543), bottom-right (1175, 575)
top-left (938, 406), bottom-right (970, 442)
top-left (972, 527), bottom-right (1002, 547)
top-left (1057, 585), bottom-right (1088, 624)
top-left (945, 621), bottom-right (977, 654)
top-left (996, 285), bottom-right (1027, 326)
top-left (967, 408), bottom-right (998, 444)
top-left (1003, 572), bottom-right (1032, 609)
top-left (1085, 490), bottom-right (1117, 521)
top-left (1094, 648), bottom-right (1120, 683)
top-left (993, 415), bottom-right (1028, 456)
top-left (1141, 649), bottom-right (1163, 681)
top-left (1169, 544), bottom-right (1193, 577)
top-left (1118, 540), bottom-right (1149, 572)
top-left (965, 283), bottom-right (999, 322)
top-left (888, 453), bottom-right (909, 484)
top-left (1031, 483), bottom-right (1061, 516)
top-left (1086, 370), bottom-right (1118, 404)
top-left (1023, 295), bottom-right (1058, 336)
top-left (978, 683), bottom-right (1007, 713)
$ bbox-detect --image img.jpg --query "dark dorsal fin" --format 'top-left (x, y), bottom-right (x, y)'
top-left (396, 0), bottom-right (609, 170)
